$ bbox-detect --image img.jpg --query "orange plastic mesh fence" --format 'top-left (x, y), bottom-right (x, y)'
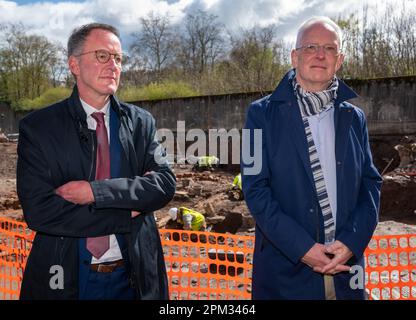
top-left (364, 234), bottom-right (416, 300)
top-left (0, 217), bottom-right (34, 300)
top-left (1, 216), bottom-right (415, 300)
top-left (159, 230), bottom-right (254, 300)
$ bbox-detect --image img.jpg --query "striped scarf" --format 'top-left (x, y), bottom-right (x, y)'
top-left (292, 73), bottom-right (338, 244)
top-left (293, 75), bottom-right (338, 117)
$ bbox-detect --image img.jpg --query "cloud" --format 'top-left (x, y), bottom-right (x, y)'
top-left (0, 0), bottom-right (193, 48)
top-left (0, 0), bottom-right (414, 50)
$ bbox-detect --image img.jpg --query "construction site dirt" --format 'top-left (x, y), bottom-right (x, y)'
top-left (1, 141), bottom-right (416, 236)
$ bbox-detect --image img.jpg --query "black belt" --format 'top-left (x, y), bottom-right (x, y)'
top-left (90, 259), bottom-right (124, 273)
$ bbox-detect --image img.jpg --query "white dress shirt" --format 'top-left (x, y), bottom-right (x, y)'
top-left (80, 98), bottom-right (123, 264)
top-left (307, 104), bottom-right (338, 230)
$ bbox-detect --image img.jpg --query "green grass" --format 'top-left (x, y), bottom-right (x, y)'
top-left (119, 81), bottom-right (199, 102)
top-left (14, 81), bottom-right (200, 110)
top-left (17, 87), bottom-right (72, 111)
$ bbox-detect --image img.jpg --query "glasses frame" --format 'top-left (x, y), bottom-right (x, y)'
top-left (74, 49), bottom-right (123, 65)
top-left (295, 44), bottom-right (341, 57)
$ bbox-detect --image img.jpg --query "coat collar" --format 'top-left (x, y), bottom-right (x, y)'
top-left (270, 68), bottom-right (358, 105)
top-left (68, 85), bottom-right (125, 125)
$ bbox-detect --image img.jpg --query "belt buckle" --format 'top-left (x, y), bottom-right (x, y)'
top-left (93, 260), bottom-right (121, 273)
top-left (100, 261), bottom-right (119, 272)
top-left (97, 264), bottom-right (107, 273)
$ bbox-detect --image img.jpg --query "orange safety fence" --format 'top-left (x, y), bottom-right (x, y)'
top-left (160, 229), bottom-right (254, 300)
top-left (0, 216), bottom-right (415, 300)
top-left (0, 217), bottom-right (34, 300)
top-left (364, 234), bottom-right (416, 300)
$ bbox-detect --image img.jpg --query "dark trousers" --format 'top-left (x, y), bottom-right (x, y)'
top-left (79, 265), bottom-right (136, 300)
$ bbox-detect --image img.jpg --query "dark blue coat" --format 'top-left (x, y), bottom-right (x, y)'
top-left (17, 86), bottom-right (176, 299)
top-left (241, 70), bottom-right (382, 300)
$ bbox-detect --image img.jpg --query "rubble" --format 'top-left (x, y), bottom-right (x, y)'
top-left (0, 128), bottom-right (8, 143)
top-left (0, 133), bottom-right (8, 143)
top-left (227, 189), bottom-right (244, 201)
top-left (378, 135), bottom-right (416, 223)
top-left (380, 173), bottom-right (416, 222)
top-left (0, 142), bottom-right (20, 216)
top-left (203, 202), bottom-right (216, 217)
top-left (0, 209), bottom-right (24, 222)
top-left (393, 135), bottom-right (416, 170)
top-left (155, 164), bottom-right (251, 234)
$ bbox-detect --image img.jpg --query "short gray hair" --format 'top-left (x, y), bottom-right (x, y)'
top-left (295, 16), bottom-right (343, 49)
top-left (67, 23), bottom-right (121, 58)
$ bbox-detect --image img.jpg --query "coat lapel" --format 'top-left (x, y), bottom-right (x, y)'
top-left (110, 95), bottom-right (140, 175)
top-left (334, 103), bottom-right (354, 166)
top-left (67, 86), bottom-right (95, 180)
top-left (282, 101), bottom-right (316, 189)
top-left (333, 79), bottom-right (358, 165)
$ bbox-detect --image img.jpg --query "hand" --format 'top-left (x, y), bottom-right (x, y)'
top-left (131, 210), bottom-right (141, 218)
top-left (301, 243), bottom-right (333, 271)
top-left (316, 240), bottom-right (353, 275)
top-left (55, 181), bottom-right (94, 205)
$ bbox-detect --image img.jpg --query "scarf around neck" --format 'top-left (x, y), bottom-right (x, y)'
top-left (292, 72), bottom-right (339, 117)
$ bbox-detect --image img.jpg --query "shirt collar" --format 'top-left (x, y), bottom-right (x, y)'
top-left (80, 98), bottom-right (110, 117)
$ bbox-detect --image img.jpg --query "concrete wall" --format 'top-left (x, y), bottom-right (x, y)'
top-left (0, 103), bottom-right (26, 134)
top-left (348, 76), bottom-right (416, 135)
top-left (135, 76), bottom-right (416, 136)
top-left (0, 102), bottom-right (14, 134)
top-left (1, 76), bottom-right (415, 135)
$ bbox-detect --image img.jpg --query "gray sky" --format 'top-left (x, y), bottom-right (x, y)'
top-left (0, 0), bottom-right (414, 50)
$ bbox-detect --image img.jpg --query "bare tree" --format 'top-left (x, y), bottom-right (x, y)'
top-left (223, 25), bottom-right (290, 92)
top-left (48, 43), bottom-right (67, 88)
top-left (338, 2), bottom-right (415, 79)
top-left (177, 10), bottom-right (224, 74)
top-left (391, 3), bottom-right (416, 75)
top-left (130, 12), bottom-right (175, 81)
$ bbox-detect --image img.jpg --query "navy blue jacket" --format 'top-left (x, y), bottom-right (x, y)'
top-left (17, 86), bottom-right (176, 299)
top-left (241, 70), bottom-right (382, 299)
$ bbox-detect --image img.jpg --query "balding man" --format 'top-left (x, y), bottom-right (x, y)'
top-left (241, 17), bottom-right (382, 299)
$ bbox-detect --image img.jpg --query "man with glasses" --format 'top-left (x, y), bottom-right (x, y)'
top-left (17, 23), bottom-right (176, 300)
top-left (241, 17), bottom-right (382, 299)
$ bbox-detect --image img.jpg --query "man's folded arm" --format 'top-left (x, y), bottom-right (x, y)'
top-left (17, 120), bottom-right (131, 237)
top-left (90, 115), bottom-right (176, 213)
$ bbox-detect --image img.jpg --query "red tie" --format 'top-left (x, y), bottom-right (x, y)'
top-left (86, 112), bottom-right (110, 259)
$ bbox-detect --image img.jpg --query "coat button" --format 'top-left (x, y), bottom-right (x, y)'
top-left (309, 208), bottom-right (314, 213)
top-left (337, 161), bottom-right (342, 165)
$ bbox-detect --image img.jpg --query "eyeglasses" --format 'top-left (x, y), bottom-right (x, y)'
top-left (295, 44), bottom-right (340, 56)
top-left (75, 49), bottom-right (123, 65)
